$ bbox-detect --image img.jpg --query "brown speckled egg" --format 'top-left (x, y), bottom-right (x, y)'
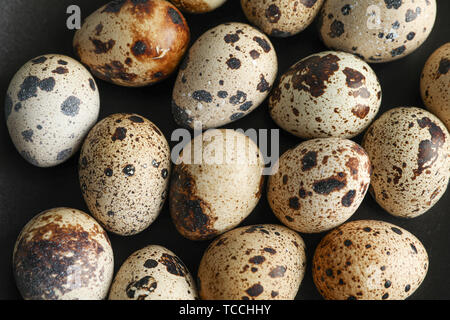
top-left (79, 113), bottom-right (171, 236)
top-left (313, 220), bottom-right (429, 300)
top-left (241, 0), bottom-right (324, 37)
top-left (13, 208), bottom-right (114, 300)
top-left (170, 129), bottom-right (264, 240)
top-left (109, 245), bottom-right (197, 300)
top-left (172, 22), bottom-right (278, 129)
top-left (421, 42), bottom-right (450, 130)
top-left (170, 0), bottom-right (227, 13)
top-left (318, 0), bottom-right (437, 63)
top-left (73, 0), bottom-right (190, 87)
top-left (268, 138), bottom-right (371, 233)
top-left (269, 51), bottom-right (381, 139)
top-left (362, 107), bottom-right (450, 218)
top-left (198, 224), bottom-right (306, 300)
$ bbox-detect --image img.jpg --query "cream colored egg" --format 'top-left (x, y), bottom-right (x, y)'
top-left (313, 220), bottom-right (429, 300)
top-left (109, 245), bottom-right (197, 300)
top-left (318, 0), bottom-right (437, 63)
top-left (170, 129), bottom-right (264, 240)
top-left (172, 22), bottom-right (278, 129)
top-left (198, 224), bottom-right (306, 300)
top-left (79, 113), bottom-right (171, 236)
top-left (170, 0), bottom-right (227, 13)
top-left (269, 51), bottom-right (381, 139)
top-left (13, 208), bottom-right (114, 300)
top-left (362, 107), bottom-right (450, 218)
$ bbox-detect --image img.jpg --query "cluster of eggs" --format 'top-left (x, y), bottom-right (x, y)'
top-left (5, 0), bottom-right (449, 300)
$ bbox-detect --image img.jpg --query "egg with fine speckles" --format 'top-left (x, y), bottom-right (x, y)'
top-left (13, 208), bottom-right (114, 300)
top-left (198, 224), bottom-right (306, 300)
top-left (269, 51), bottom-right (381, 139)
top-left (362, 107), bottom-right (450, 218)
top-left (170, 0), bottom-right (227, 13)
top-left (241, 0), bottom-right (324, 37)
top-left (73, 0), bottom-right (190, 87)
top-left (318, 0), bottom-right (437, 63)
top-left (172, 22), bottom-right (278, 129)
top-left (268, 138), bottom-right (371, 234)
top-left (313, 220), bottom-right (429, 300)
top-left (5, 54), bottom-right (100, 167)
top-left (79, 113), bottom-right (171, 236)
top-left (109, 245), bottom-right (198, 300)
top-left (421, 42), bottom-right (450, 130)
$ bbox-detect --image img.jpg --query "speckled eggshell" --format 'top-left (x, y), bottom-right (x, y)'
top-left (170, 129), bottom-right (264, 240)
top-left (269, 51), bottom-right (381, 139)
top-left (313, 220), bottom-right (429, 300)
top-left (73, 0), bottom-right (190, 87)
top-left (172, 22), bottom-right (278, 129)
top-left (362, 107), bottom-right (450, 218)
top-left (79, 113), bottom-right (171, 236)
top-left (318, 0), bottom-right (437, 63)
top-left (170, 0), bottom-right (227, 13)
top-left (13, 208), bottom-right (114, 300)
top-left (109, 245), bottom-right (198, 300)
top-left (268, 138), bottom-right (371, 233)
top-left (5, 54), bottom-right (100, 167)
top-left (241, 0), bottom-right (324, 37)
top-left (421, 42), bottom-right (450, 130)
top-left (198, 224), bottom-right (306, 300)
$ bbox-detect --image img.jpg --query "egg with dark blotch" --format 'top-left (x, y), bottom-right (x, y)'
top-left (170, 0), bottom-right (227, 13)
top-left (13, 208), bottom-right (114, 300)
top-left (318, 0), bottom-right (437, 63)
top-left (73, 0), bottom-right (190, 87)
top-left (79, 113), bottom-right (171, 236)
top-left (5, 54), bottom-right (100, 167)
top-left (313, 220), bottom-right (429, 300)
top-left (172, 22), bottom-right (277, 129)
top-left (109, 245), bottom-right (198, 300)
top-left (362, 107), bottom-right (450, 218)
top-left (198, 224), bottom-right (306, 300)
top-left (268, 138), bottom-right (371, 233)
top-left (170, 129), bottom-right (264, 241)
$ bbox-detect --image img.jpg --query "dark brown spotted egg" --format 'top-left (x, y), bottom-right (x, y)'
top-left (241, 0), bottom-right (324, 37)
top-left (170, 0), bottom-right (227, 13)
top-left (79, 113), bottom-right (171, 236)
top-left (268, 138), bottom-right (371, 233)
top-left (363, 107), bottom-right (449, 218)
top-left (73, 0), bottom-right (190, 87)
top-left (421, 42), bottom-right (450, 130)
top-left (269, 51), bottom-right (381, 139)
top-left (313, 220), bottom-right (429, 300)
top-left (318, 0), bottom-right (437, 63)
top-left (198, 224), bottom-right (306, 300)
top-left (170, 129), bottom-right (264, 241)
top-left (109, 245), bottom-right (197, 300)
top-left (172, 22), bottom-right (277, 129)
top-left (5, 54), bottom-right (100, 167)
top-left (13, 208), bottom-right (114, 300)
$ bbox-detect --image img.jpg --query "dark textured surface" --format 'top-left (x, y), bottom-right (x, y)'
top-left (0, 0), bottom-right (449, 300)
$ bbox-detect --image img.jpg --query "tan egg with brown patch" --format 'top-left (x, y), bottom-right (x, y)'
top-left (318, 0), bottom-right (437, 63)
top-left (170, 129), bottom-right (264, 241)
top-left (170, 0), bottom-right (227, 13)
top-left (172, 22), bottom-right (277, 129)
top-left (79, 113), bottom-right (171, 236)
top-left (109, 245), bottom-right (198, 300)
top-left (198, 224), bottom-right (306, 300)
top-left (268, 138), bottom-right (371, 234)
top-left (13, 208), bottom-right (114, 300)
top-left (421, 43), bottom-right (450, 131)
top-left (362, 107), bottom-right (450, 218)
top-left (73, 0), bottom-right (190, 87)
top-left (269, 51), bottom-right (381, 139)
top-left (241, 0), bottom-right (324, 37)
top-left (313, 220), bottom-right (429, 300)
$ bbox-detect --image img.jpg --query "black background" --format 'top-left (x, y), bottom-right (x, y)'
top-left (0, 0), bottom-right (449, 300)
